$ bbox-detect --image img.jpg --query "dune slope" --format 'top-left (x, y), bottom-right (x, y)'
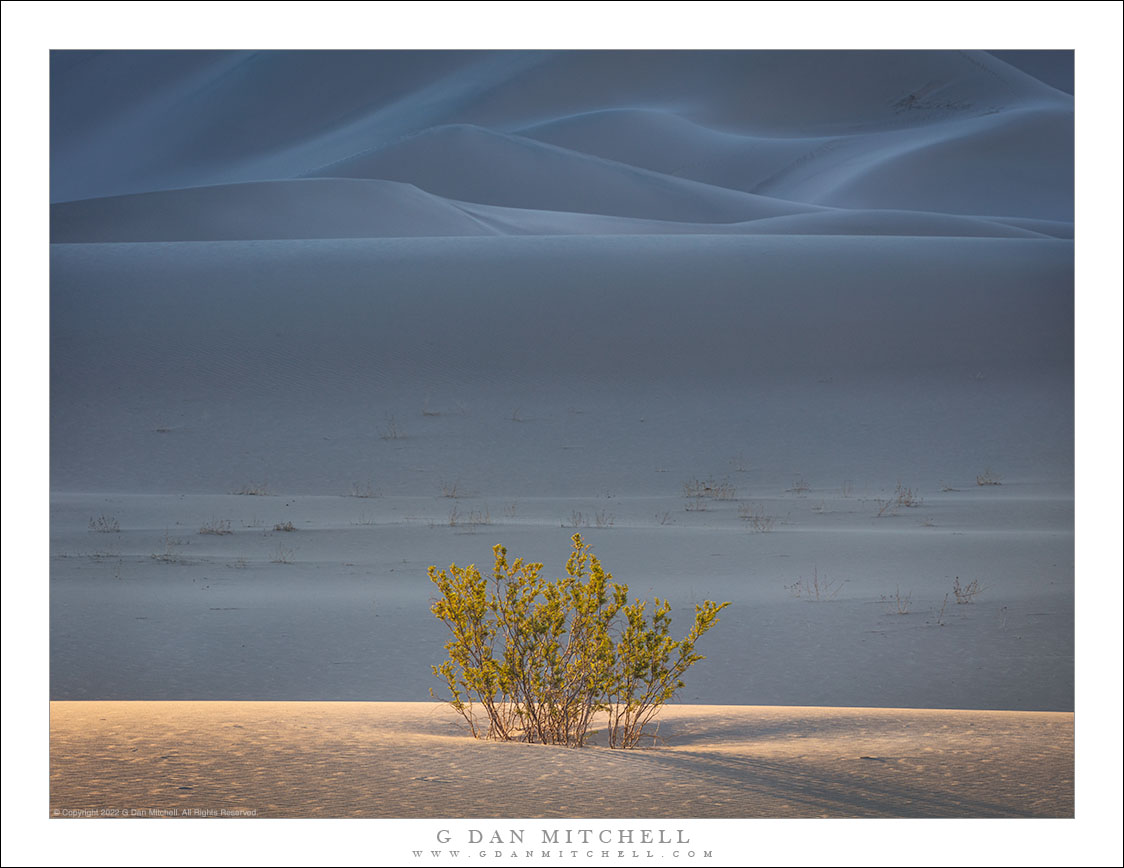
top-left (49, 702), bottom-right (1074, 819)
top-left (50, 179), bottom-right (498, 242)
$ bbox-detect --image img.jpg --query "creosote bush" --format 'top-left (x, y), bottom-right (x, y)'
top-left (428, 534), bottom-right (729, 749)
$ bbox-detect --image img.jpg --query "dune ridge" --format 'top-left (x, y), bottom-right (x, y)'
top-left (51, 49), bottom-right (1073, 235)
top-left (50, 178), bottom-right (499, 242)
top-left (53, 180), bottom-right (1062, 243)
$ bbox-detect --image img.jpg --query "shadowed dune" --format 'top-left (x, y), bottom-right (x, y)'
top-left (52, 182), bottom-right (1058, 243)
top-left (303, 124), bottom-right (820, 223)
top-left (51, 49), bottom-right (1073, 229)
top-left (50, 179), bottom-right (499, 242)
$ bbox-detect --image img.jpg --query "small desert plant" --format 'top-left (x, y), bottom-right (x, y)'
top-left (467, 507), bottom-right (492, 528)
top-left (784, 568), bottom-right (842, 601)
top-left (952, 576), bottom-right (983, 604)
top-left (380, 414), bottom-right (405, 441)
top-left (564, 509), bottom-right (613, 529)
top-left (348, 480), bottom-right (378, 498)
top-left (738, 504), bottom-right (776, 532)
top-left (933, 593), bottom-right (950, 626)
top-left (428, 534), bottom-right (729, 749)
top-left (234, 482), bottom-right (271, 496)
top-left (273, 521), bottom-right (296, 532)
top-left (199, 518), bottom-right (233, 536)
top-left (683, 477), bottom-right (737, 501)
top-left (894, 483), bottom-right (923, 508)
top-left (976, 468), bottom-right (1002, 486)
top-left (881, 585), bottom-right (913, 615)
top-left (88, 515), bottom-right (120, 533)
top-left (448, 505), bottom-right (491, 529)
top-left (151, 530), bottom-right (188, 563)
top-left (875, 482), bottom-right (923, 517)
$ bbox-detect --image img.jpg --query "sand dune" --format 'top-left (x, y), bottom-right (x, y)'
top-left (734, 208), bottom-right (1049, 238)
top-left (454, 201), bottom-right (1053, 239)
top-left (52, 183), bottom-right (1054, 243)
top-left (50, 179), bottom-right (498, 242)
top-left (51, 232), bottom-right (1072, 383)
top-left (518, 100), bottom-right (1072, 223)
top-left (51, 50), bottom-right (1072, 228)
top-left (305, 124), bottom-right (818, 223)
top-left (800, 107), bottom-right (1074, 219)
top-left (49, 702), bottom-right (1074, 818)
top-left (50, 50), bottom-right (527, 202)
top-left (517, 107), bottom-right (806, 184)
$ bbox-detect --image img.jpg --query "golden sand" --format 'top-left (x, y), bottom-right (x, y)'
top-left (50, 702), bottom-right (1073, 819)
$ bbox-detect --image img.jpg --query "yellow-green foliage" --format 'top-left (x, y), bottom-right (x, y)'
top-left (428, 533), bottom-right (730, 749)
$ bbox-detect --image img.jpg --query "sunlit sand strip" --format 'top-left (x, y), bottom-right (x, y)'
top-left (50, 702), bottom-right (1072, 819)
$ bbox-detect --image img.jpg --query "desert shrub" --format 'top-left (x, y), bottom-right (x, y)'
top-left (199, 518), bottom-right (233, 535)
top-left (349, 480), bottom-right (378, 498)
top-left (875, 482), bottom-right (923, 517)
top-left (445, 505), bottom-right (491, 529)
top-left (952, 576), bottom-right (983, 604)
top-left (784, 567), bottom-right (842, 601)
top-left (234, 481), bottom-right (271, 496)
top-left (564, 509), bottom-right (614, 529)
top-left (380, 414), bottom-right (405, 440)
top-left (738, 504), bottom-right (776, 532)
top-left (881, 585), bottom-right (913, 615)
top-left (88, 515), bottom-right (120, 533)
top-left (428, 533), bottom-right (729, 749)
top-left (683, 477), bottom-right (736, 500)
